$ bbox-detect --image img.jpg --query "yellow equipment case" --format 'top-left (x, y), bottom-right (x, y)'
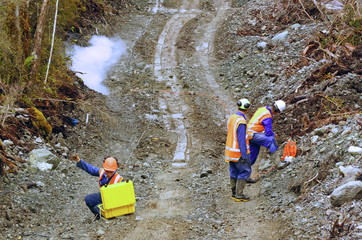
top-left (98, 180), bottom-right (136, 218)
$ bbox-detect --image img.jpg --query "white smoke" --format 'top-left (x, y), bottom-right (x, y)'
top-left (69, 36), bottom-right (126, 95)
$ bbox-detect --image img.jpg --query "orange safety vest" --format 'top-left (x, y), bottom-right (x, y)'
top-left (247, 107), bottom-right (272, 139)
top-left (98, 168), bottom-right (123, 188)
top-left (225, 114), bottom-right (250, 162)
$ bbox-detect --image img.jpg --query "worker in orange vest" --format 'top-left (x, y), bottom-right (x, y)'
top-left (225, 98), bottom-right (251, 202)
top-left (72, 153), bottom-right (124, 220)
top-left (247, 100), bottom-right (288, 172)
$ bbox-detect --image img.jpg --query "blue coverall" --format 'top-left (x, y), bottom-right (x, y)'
top-left (76, 160), bottom-right (124, 216)
top-left (249, 106), bottom-right (278, 166)
top-left (229, 111), bottom-right (251, 180)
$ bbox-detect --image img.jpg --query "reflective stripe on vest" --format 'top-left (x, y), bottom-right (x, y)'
top-left (98, 168), bottom-right (123, 187)
top-left (225, 114), bottom-right (249, 162)
top-left (247, 107), bottom-right (272, 137)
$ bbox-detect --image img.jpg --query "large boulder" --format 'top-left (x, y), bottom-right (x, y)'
top-left (330, 181), bottom-right (362, 207)
top-left (28, 149), bottom-right (60, 171)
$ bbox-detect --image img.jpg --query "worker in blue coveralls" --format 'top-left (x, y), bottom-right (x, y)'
top-left (72, 153), bottom-right (124, 220)
top-left (225, 98), bottom-right (251, 202)
top-left (247, 100), bottom-right (288, 180)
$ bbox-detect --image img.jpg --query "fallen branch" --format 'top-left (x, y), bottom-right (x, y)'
top-left (101, 14), bottom-right (108, 27)
top-left (305, 172), bottom-right (319, 185)
top-left (329, 111), bottom-right (362, 117)
top-left (298, 0), bottom-right (314, 20)
top-left (315, 98), bottom-right (324, 120)
top-left (294, 95), bottom-right (307, 101)
top-left (303, 43), bottom-right (317, 56)
top-left (294, 83), bottom-right (303, 93)
top-left (319, 47), bottom-right (339, 59)
top-left (34, 97), bottom-right (111, 120)
top-left (312, 0), bottom-right (328, 22)
top-left (295, 99), bottom-right (309, 105)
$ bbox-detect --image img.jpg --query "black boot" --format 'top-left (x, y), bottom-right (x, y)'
top-left (234, 179), bottom-right (250, 202)
top-left (247, 177), bottom-right (257, 183)
top-left (230, 178), bottom-right (237, 199)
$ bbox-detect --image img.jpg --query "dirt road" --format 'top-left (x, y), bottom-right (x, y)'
top-left (0, 1), bottom-right (284, 239)
top-left (2, 0), bottom-right (362, 239)
top-left (112, 0), bottom-right (282, 239)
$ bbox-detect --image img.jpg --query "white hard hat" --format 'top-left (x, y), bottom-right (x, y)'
top-left (274, 100), bottom-right (286, 112)
top-left (237, 98), bottom-right (251, 110)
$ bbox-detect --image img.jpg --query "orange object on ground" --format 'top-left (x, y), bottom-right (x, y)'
top-left (281, 141), bottom-right (297, 160)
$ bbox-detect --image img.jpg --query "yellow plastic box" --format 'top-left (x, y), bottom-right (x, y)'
top-left (98, 180), bottom-right (136, 218)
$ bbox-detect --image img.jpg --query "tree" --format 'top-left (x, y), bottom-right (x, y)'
top-left (29, 0), bottom-right (50, 82)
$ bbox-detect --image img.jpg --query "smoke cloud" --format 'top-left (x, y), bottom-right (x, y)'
top-left (70, 36), bottom-right (126, 95)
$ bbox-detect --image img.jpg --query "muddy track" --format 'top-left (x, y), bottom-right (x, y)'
top-left (118, 0), bottom-right (283, 239)
top-left (2, 1), bottom-right (361, 239)
top-left (2, 0), bottom-right (283, 239)
top-left (122, 1), bottom-right (199, 238)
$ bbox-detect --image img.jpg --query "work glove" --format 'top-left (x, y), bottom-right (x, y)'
top-left (240, 156), bottom-right (248, 163)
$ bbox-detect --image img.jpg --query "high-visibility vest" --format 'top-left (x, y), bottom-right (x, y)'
top-left (98, 168), bottom-right (123, 187)
top-left (225, 114), bottom-right (250, 162)
top-left (247, 107), bottom-right (272, 139)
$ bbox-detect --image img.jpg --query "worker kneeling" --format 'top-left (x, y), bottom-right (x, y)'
top-left (72, 154), bottom-right (124, 220)
top-left (225, 99), bottom-right (252, 202)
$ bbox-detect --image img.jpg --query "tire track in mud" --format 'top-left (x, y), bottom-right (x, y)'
top-left (122, 1), bottom-right (200, 239)
top-left (181, 1), bottom-right (283, 239)
top-left (195, 0), bottom-right (235, 114)
top-left (123, 0), bottom-right (282, 239)
top-left (154, 11), bottom-right (197, 168)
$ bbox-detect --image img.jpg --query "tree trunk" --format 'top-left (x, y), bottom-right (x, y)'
top-left (29, 0), bottom-right (50, 82)
top-left (22, 0), bottom-right (31, 58)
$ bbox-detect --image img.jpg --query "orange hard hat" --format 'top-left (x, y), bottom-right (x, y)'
top-left (103, 157), bottom-right (118, 171)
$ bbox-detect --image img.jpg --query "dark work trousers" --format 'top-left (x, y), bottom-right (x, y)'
top-left (84, 192), bottom-right (102, 215)
top-left (249, 133), bottom-right (278, 165)
top-left (229, 155), bottom-right (251, 180)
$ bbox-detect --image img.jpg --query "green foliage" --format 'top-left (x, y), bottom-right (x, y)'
top-left (348, 18), bottom-right (362, 30)
top-left (57, 0), bottom-right (84, 33)
top-left (315, 1), bottom-right (362, 48)
top-left (322, 95), bottom-right (344, 115)
top-left (0, 2), bottom-right (27, 84)
top-left (0, 0), bottom-right (120, 102)
top-left (23, 55), bottom-right (34, 71)
top-left (0, 0), bottom-right (95, 98)
top-left (19, 95), bottom-right (33, 107)
top-left (343, 4), bottom-right (362, 45)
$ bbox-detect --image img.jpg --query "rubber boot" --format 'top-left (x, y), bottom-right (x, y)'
top-left (270, 151), bottom-right (288, 169)
top-left (247, 177), bottom-right (257, 183)
top-left (234, 179), bottom-right (250, 202)
top-left (230, 178), bottom-right (237, 200)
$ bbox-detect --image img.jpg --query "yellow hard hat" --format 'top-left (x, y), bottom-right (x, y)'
top-left (237, 98), bottom-right (251, 110)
